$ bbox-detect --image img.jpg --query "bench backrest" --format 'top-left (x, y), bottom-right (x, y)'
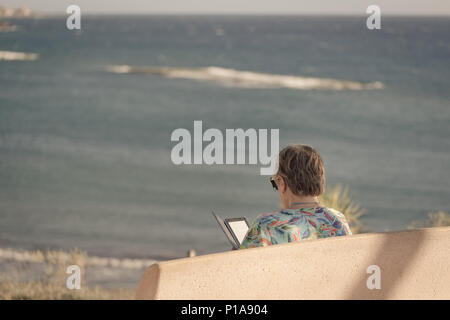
top-left (136, 227), bottom-right (450, 299)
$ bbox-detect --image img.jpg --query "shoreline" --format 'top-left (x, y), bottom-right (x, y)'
top-left (0, 246), bottom-right (156, 292)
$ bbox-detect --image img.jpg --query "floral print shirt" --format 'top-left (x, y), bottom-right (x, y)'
top-left (239, 206), bottom-right (352, 249)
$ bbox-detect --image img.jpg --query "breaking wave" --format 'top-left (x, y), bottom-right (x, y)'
top-left (0, 50), bottom-right (38, 61)
top-left (0, 247), bottom-right (156, 269)
top-left (107, 65), bottom-right (383, 90)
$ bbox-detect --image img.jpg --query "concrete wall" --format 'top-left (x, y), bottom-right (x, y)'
top-left (136, 227), bottom-right (450, 299)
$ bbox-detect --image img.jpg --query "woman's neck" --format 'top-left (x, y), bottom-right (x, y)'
top-left (284, 194), bottom-right (319, 209)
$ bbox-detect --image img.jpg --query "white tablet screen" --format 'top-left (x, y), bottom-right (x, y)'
top-left (227, 220), bottom-right (249, 244)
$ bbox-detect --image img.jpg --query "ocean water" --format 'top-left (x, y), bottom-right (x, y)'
top-left (0, 16), bottom-right (449, 260)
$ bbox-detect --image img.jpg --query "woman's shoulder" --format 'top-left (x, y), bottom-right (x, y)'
top-left (254, 211), bottom-right (281, 222)
top-left (252, 207), bottom-right (349, 227)
top-left (319, 207), bottom-right (352, 234)
top-left (250, 211), bottom-right (288, 227)
top-left (321, 207), bottom-right (347, 221)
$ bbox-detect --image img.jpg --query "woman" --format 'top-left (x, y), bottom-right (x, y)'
top-left (240, 144), bottom-right (352, 249)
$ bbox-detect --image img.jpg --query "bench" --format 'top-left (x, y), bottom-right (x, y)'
top-left (136, 227), bottom-right (450, 299)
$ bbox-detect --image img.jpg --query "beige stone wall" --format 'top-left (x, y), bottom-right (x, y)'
top-left (136, 227), bottom-right (450, 299)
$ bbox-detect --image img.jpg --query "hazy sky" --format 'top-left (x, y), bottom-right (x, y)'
top-left (3, 0), bottom-right (450, 15)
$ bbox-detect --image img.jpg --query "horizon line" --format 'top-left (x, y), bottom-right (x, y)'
top-left (26, 12), bottom-right (450, 17)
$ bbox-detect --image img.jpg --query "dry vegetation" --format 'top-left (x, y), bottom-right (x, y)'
top-left (0, 280), bottom-right (134, 300)
top-left (0, 249), bottom-right (135, 300)
top-left (407, 211), bottom-right (450, 229)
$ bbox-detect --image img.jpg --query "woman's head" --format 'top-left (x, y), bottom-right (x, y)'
top-left (271, 144), bottom-right (325, 207)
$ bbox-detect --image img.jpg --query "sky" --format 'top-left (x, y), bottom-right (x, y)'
top-left (2, 0), bottom-right (450, 16)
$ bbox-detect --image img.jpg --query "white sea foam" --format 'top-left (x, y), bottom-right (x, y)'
top-left (0, 50), bottom-right (38, 61)
top-left (0, 247), bottom-right (156, 269)
top-left (107, 65), bottom-right (383, 90)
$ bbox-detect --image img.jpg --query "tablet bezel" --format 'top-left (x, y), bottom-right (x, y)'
top-left (212, 211), bottom-right (240, 249)
top-left (224, 217), bottom-right (250, 247)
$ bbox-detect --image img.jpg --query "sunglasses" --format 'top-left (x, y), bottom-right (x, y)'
top-left (270, 177), bottom-right (278, 190)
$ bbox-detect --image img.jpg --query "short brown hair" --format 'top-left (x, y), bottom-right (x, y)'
top-left (276, 144), bottom-right (325, 196)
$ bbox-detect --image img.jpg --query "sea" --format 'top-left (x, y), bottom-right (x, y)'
top-left (1, 15), bottom-right (449, 262)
